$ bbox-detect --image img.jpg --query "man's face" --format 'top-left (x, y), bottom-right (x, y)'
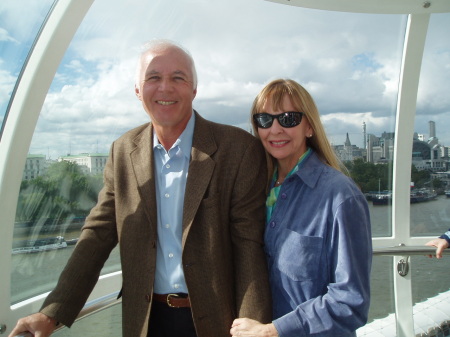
top-left (135, 46), bottom-right (197, 132)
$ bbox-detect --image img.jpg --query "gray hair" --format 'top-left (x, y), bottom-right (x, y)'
top-left (135, 39), bottom-right (198, 89)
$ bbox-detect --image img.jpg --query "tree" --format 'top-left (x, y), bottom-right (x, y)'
top-left (345, 159), bottom-right (392, 193)
top-left (15, 161), bottom-right (103, 235)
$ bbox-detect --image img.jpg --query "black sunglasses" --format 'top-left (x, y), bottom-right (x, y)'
top-left (253, 111), bottom-right (304, 129)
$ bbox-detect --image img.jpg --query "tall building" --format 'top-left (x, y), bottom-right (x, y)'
top-left (429, 120), bottom-right (436, 138)
top-left (366, 133), bottom-right (394, 163)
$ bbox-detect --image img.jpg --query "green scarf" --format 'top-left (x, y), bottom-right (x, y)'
top-left (266, 148), bottom-right (312, 221)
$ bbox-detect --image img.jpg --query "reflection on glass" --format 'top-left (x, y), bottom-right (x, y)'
top-left (11, 159), bottom-right (121, 304)
top-left (411, 13), bottom-right (450, 237)
top-left (0, 0), bottom-right (55, 135)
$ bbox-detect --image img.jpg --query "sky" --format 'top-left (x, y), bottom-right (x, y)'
top-left (1, 0), bottom-right (449, 159)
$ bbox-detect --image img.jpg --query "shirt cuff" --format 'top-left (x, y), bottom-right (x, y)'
top-left (273, 311), bottom-right (307, 337)
top-left (438, 230), bottom-right (450, 246)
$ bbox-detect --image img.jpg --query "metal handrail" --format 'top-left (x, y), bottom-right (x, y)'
top-left (14, 292), bottom-right (121, 337)
top-left (373, 245), bottom-right (441, 256)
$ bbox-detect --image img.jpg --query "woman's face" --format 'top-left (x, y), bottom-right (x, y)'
top-left (257, 95), bottom-right (313, 170)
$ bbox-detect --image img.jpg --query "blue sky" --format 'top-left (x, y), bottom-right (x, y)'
top-left (1, 0), bottom-right (449, 159)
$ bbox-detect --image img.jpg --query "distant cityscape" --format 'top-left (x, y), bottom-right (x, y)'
top-left (332, 121), bottom-right (448, 172)
top-left (23, 120), bottom-right (450, 187)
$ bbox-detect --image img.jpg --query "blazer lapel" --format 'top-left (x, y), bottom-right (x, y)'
top-left (130, 124), bottom-right (157, 232)
top-left (182, 113), bottom-right (217, 248)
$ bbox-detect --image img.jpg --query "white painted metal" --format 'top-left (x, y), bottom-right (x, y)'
top-left (0, 0), bottom-right (94, 334)
top-left (391, 13), bottom-right (430, 337)
top-left (266, 0), bottom-right (450, 14)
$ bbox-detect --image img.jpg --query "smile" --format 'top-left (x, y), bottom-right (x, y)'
top-left (156, 100), bottom-right (176, 105)
top-left (270, 141), bottom-right (289, 145)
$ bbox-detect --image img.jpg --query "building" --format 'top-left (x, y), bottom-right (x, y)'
top-left (58, 153), bottom-right (109, 175)
top-left (22, 154), bottom-right (47, 180)
top-left (334, 120), bottom-right (449, 171)
top-left (366, 132), bottom-right (394, 163)
top-left (333, 133), bottom-right (365, 163)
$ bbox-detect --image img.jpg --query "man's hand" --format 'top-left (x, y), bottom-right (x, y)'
top-left (8, 313), bottom-right (57, 337)
top-left (425, 238), bottom-right (449, 259)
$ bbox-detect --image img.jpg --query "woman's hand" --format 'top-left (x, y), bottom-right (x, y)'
top-left (230, 318), bottom-right (279, 337)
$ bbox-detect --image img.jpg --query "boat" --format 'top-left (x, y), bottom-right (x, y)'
top-left (372, 192), bottom-right (392, 205)
top-left (410, 189), bottom-right (438, 203)
top-left (12, 236), bottom-right (68, 255)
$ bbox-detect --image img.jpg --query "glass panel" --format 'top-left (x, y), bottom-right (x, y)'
top-left (411, 256), bottom-right (450, 335)
top-left (348, 161), bottom-right (394, 237)
top-left (368, 256), bottom-right (395, 321)
top-left (0, 0), bottom-right (55, 136)
top-left (52, 303), bottom-right (121, 337)
top-left (411, 13), bottom-right (450, 238)
top-left (8, 0), bottom-right (406, 326)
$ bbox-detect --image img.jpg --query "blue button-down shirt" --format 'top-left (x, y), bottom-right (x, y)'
top-left (266, 151), bottom-right (372, 336)
top-left (153, 113), bottom-right (195, 294)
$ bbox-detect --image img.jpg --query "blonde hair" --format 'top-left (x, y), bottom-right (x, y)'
top-left (250, 79), bottom-right (346, 186)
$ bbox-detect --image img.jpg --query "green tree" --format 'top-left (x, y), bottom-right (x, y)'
top-left (345, 159), bottom-right (392, 193)
top-left (15, 161), bottom-right (103, 234)
top-left (410, 165), bottom-right (431, 188)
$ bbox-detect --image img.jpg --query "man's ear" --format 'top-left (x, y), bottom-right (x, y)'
top-left (135, 84), bottom-right (142, 100)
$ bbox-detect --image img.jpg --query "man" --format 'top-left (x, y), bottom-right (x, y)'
top-left (9, 39), bottom-right (271, 337)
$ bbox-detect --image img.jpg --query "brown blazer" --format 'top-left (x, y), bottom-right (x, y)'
top-left (41, 112), bottom-right (271, 337)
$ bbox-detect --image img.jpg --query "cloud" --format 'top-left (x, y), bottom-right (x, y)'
top-left (1, 0), bottom-right (449, 157)
top-left (0, 27), bottom-right (18, 43)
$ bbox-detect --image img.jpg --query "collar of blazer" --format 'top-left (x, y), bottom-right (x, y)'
top-left (129, 110), bottom-right (218, 248)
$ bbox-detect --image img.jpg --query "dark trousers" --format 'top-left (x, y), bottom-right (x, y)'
top-left (147, 300), bottom-right (197, 337)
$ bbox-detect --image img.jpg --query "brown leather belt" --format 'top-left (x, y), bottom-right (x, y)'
top-left (153, 293), bottom-right (191, 308)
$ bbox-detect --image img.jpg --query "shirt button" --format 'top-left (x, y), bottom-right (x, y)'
top-left (166, 164), bottom-right (170, 168)
top-left (165, 224), bottom-right (170, 228)
top-left (270, 221), bottom-right (276, 228)
top-left (165, 193), bottom-right (170, 198)
top-left (174, 284), bottom-right (180, 289)
top-left (288, 177), bottom-right (294, 182)
top-left (281, 193), bottom-right (287, 199)
top-left (169, 253), bottom-right (174, 258)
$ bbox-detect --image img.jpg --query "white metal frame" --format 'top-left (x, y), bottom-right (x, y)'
top-left (1, 0), bottom-right (449, 336)
top-left (0, 0), bottom-right (120, 334)
top-left (266, 0), bottom-right (450, 14)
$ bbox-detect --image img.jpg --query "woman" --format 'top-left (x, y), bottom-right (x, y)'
top-left (230, 79), bottom-right (372, 337)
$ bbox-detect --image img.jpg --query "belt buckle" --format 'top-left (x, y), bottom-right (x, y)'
top-left (166, 293), bottom-right (179, 308)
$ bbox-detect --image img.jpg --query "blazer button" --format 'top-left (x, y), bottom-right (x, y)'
top-left (145, 294), bottom-right (151, 302)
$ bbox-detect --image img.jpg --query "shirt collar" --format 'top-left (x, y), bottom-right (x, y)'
top-left (294, 150), bottom-right (325, 189)
top-left (152, 111), bottom-right (195, 159)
